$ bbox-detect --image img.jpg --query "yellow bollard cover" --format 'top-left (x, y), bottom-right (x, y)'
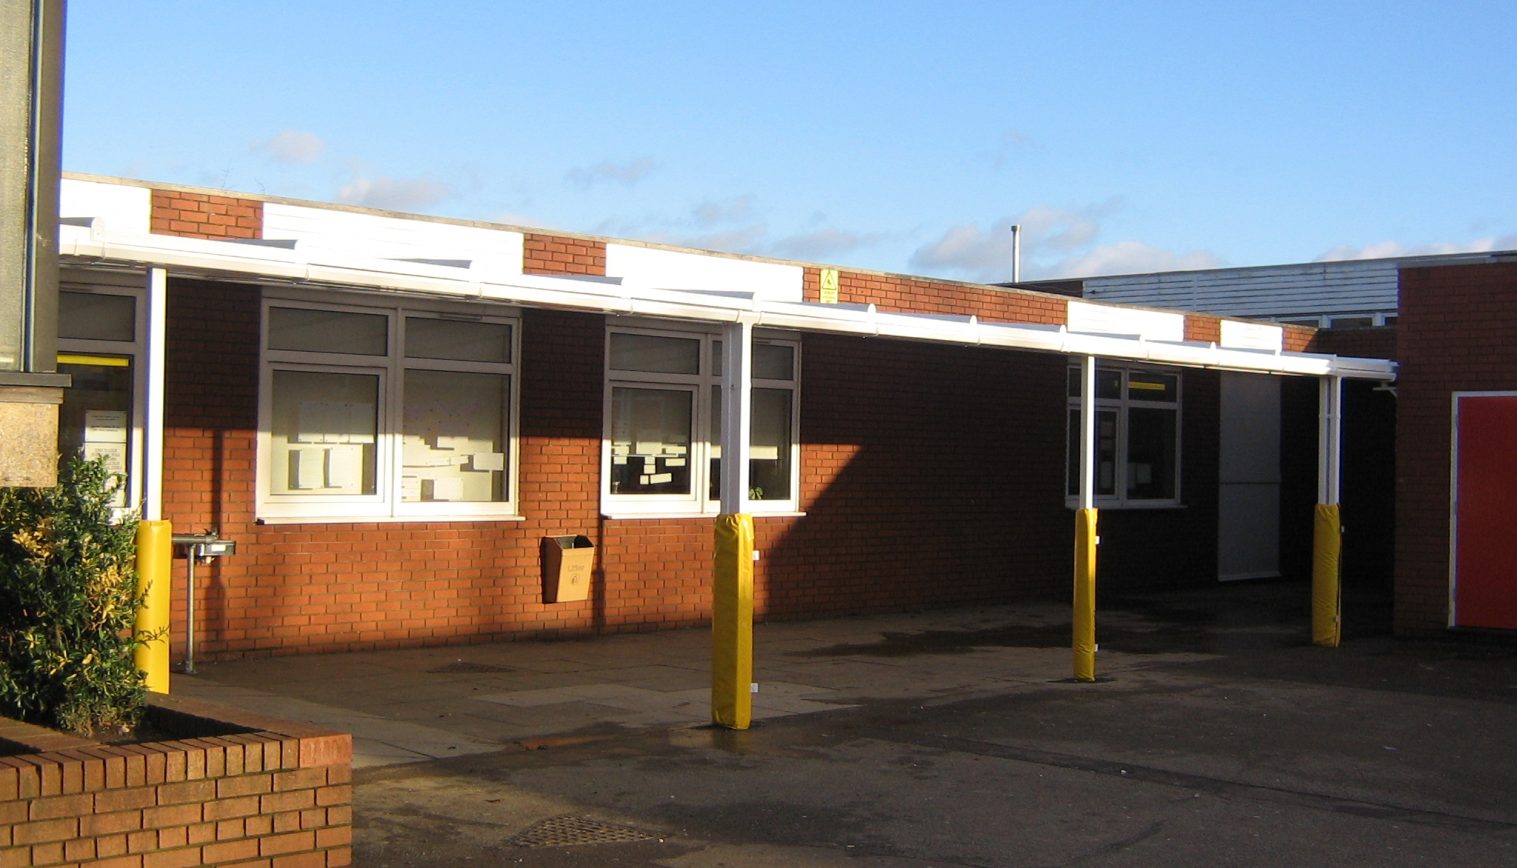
top-left (1312, 504), bottom-right (1342, 648)
top-left (1073, 507), bottom-right (1098, 682)
top-left (134, 520), bottom-right (173, 694)
top-left (711, 513), bottom-right (754, 729)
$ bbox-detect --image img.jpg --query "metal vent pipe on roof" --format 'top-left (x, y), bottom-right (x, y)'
top-left (1010, 224), bottom-right (1022, 283)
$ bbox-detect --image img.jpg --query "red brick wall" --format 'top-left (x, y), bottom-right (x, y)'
top-left (770, 337), bottom-right (1072, 615)
top-left (144, 217), bottom-right (1249, 659)
top-left (1, 696), bottom-right (350, 867)
top-left (1394, 261), bottom-right (1517, 634)
top-left (1185, 316), bottom-right (1222, 344)
top-left (523, 233), bottom-right (606, 276)
top-left (150, 190), bottom-right (262, 240)
top-left (1099, 368), bottom-right (1221, 591)
top-left (1282, 324), bottom-right (1315, 353)
top-left (158, 267), bottom-right (1230, 658)
top-left (803, 267), bottom-right (1068, 324)
top-left (157, 277), bottom-right (1090, 658)
top-left (1311, 326), bottom-right (1396, 359)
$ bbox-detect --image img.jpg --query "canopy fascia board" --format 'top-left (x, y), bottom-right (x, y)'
top-left (60, 225), bottom-right (1397, 382)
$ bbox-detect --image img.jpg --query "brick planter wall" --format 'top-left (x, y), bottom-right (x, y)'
top-left (0, 695), bottom-right (351, 867)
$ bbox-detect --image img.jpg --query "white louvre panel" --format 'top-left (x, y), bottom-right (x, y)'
top-left (262, 203), bottom-right (524, 277)
top-left (606, 244), bottom-right (803, 302)
top-left (1067, 300), bottom-right (1184, 341)
top-left (1220, 320), bottom-right (1283, 352)
top-left (1084, 259), bottom-right (1401, 319)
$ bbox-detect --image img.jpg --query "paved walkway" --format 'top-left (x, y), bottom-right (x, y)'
top-left (173, 598), bottom-right (1086, 769)
top-left (167, 582), bottom-right (1517, 866)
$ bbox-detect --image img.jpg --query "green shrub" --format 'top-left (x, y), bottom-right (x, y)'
top-left (0, 457), bottom-right (152, 736)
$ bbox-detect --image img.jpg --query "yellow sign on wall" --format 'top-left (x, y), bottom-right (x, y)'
top-left (819, 268), bottom-right (839, 304)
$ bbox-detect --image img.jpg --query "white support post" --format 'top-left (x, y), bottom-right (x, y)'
top-left (1317, 375), bottom-right (1343, 505)
top-left (1073, 355), bottom-right (1099, 681)
top-left (719, 321), bottom-right (754, 514)
top-left (1079, 355), bottom-right (1097, 509)
top-left (143, 266), bottom-right (167, 522)
top-left (1313, 374), bottom-right (1345, 647)
top-left (712, 320), bottom-right (756, 728)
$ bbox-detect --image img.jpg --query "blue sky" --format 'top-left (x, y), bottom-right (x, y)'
top-left (61, 1), bottom-right (1517, 282)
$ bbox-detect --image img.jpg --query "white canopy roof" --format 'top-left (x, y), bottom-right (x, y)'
top-left (60, 221), bottom-right (1396, 382)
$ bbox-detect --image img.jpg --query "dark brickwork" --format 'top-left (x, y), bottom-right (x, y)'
top-left (1394, 262), bottom-right (1517, 634)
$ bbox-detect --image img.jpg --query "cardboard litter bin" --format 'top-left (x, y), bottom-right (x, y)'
top-left (542, 535), bottom-right (595, 603)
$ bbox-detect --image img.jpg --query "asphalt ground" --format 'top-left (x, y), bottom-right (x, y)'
top-left (175, 581), bottom-right (1517, 866)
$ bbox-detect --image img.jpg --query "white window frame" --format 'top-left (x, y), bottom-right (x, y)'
top-left (258, 291), bottom-right (521, 523)
top-left (56, 277), bottom-right (147, 521)
top-left (1065, 363), bottom-right (1182, 509)
top-left (601, 321), bottom-right (800, 517)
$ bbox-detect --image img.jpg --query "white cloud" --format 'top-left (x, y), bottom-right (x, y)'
top-left (769, 227), bottom-right (885, 262)
top-left (1314, 233), bottom-right (1517, 262)
top-left (909, 222), bottom-right (1016, 280)
top-left (691, 195), bottom-right (757, 227)
top-left (675, 225), bottom-right (771, 253)
top-left (566, 157), bottom-right (660, 189)
top-left (337, 175), bottom-right (451, 211)
top-left (591, 195), bottom-right (885, 263)
top-left (1045, 241), bottom-right (1224, 278)
top-left (255, 130), bottom-right (325, 164)
top-left (910, 201), bottom-right (1223, 281)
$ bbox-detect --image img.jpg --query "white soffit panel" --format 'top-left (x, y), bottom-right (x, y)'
top-left (59, 178), bottom-right (151, 234)
top-left (262, 203), bottom-right (524, 276)
top-left (1067, 300), bottom-right (1184, 342)
top-left (606, 244), bottom-right (803, 302)
top-left (1220, 320), bottom-right (1284, 352)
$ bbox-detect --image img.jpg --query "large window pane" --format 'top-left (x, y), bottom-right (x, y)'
top-left (754, 344), bottom-right (795, 380)
top-left (402, 369), bottom-right (508, 502)
top-left (610, 333), bottom-right (700, 375)
top-left (710, 385), bottom-right (722, 499)
top-left (269, 307), bottom-right (387, 355)
top-left (1067, 408), bottom-right (1118, 497)
top-left (1128, 372), bottom-right (1177, 402)
top-left (1127, 407), bottom-right (1177, 499)
top-left (750, 388), bottom-right (793, 500)
top-left (405, 318), bottom-right (511, 363)
top-left (707, 387), bottom-right (795, 502)
top-left (1066, 366), bottom-right (1123, 399)
top-left (710, 341), bottom-right (794, 380)
top-left (57, 355), bottom-right (132, 507)
top-left (609, 386), bottom-right (692, 494)
top-left (60, 292), bottom-right (135, 342)
top-left (270, 370), bottom-right (378, 495)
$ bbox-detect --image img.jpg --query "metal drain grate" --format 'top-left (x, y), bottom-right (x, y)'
top-left (507, 815), bottom-right (655, 848)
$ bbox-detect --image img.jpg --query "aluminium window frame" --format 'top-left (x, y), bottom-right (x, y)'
top-left (600, 320), bottom-right (801, 518)
top-left (56, 276), bottom-right (148, 521)
top-left (1065, 362), bottom-right (1183, 509)
top-left (257, 290), bottom-right (521, 523)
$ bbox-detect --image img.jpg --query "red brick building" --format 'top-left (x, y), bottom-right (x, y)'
top-left (54, 175), bottom-right (1395, 662)
top-left (1395, 257), bottom-right (1517, 635)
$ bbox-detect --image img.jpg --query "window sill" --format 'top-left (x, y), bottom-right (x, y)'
top-left (255, 513), bottom-right (527, 526)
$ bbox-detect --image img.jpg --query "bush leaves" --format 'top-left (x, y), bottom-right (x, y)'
top-left (1, 458), bottom-right (155, 736)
